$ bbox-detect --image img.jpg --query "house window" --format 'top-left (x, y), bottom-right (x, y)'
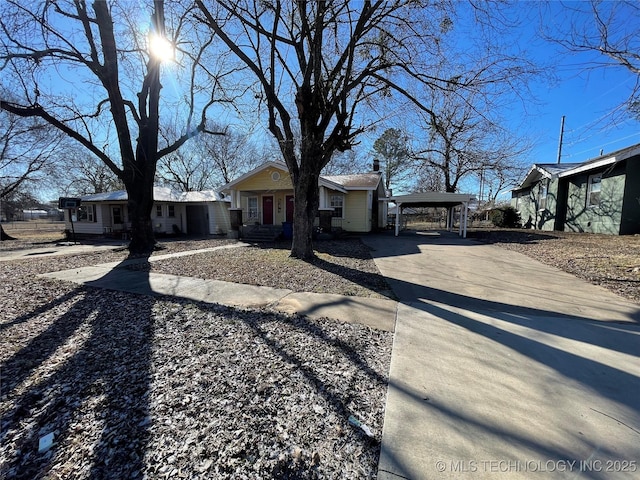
top-left (168, 205), bottom-right (175, 217)
top-left (156, 205), bottom-right (163, 217)
top-left (587, 174), bottom-right (601, 207)
top-left (330, 195), bottom-right (344, 218)
top-left (77, 205), bottom-right (96, 222)
top-left (538, 181), bottom-right (548, 211)
top-left (112, 206), bottom-right (123, 224)
top-left (248, 197), bottom-right (258, 219)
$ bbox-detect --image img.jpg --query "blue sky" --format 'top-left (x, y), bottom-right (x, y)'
top-left (523, 47), bottom-right (639, 166)
top-left (512, 1), bottom-right (640, 165)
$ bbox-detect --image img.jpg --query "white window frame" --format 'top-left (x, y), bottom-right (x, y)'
top-left (247, 196), bottom-right (259, 220)
top-left (330, 194), bottom-right (344, 218)
top-left (587, 174), bottom-right (602, 208)
top-left (538, 180), bottom-right (548, 211)
top-left (77, 205), bottom-right (96, 222)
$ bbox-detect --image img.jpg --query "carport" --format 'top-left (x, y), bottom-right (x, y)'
top-left (389, 192), bottom-right (476, 238)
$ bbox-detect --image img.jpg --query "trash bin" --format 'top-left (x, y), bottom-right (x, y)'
top-left (282, 221), bottom-right (293, 239)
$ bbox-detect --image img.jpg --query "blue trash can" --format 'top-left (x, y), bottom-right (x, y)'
top-left (282, 222), bottom-right (293, 239)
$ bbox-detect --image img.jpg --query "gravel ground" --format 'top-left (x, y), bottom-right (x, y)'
top-left (0, 236), bottom-right (393, 479)
top-left (130, 239), bottom-right (394, 299)
top-left (2, 227), bottom-right (638, 479)
top-left (468, 228), bottom-right (640, 305)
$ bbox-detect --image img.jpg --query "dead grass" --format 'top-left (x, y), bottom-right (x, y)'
top-left (1, 222), bottom-right (66, 249)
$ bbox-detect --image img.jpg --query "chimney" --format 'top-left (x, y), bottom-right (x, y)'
top-left (373, 158), bottom-right (380, 172)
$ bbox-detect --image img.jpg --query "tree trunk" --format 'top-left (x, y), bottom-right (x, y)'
top-left (125, 176), bottom-right (156, 254)
top-left (0, 224), bottom-right (15, 241)
top-left (290, 167), bottom-right (320, 260)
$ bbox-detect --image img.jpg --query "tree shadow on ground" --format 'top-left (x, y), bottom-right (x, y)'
top-left (0, 254), bottom-right (154, 480)
top-left (1, 252), bottom-right (391, 478)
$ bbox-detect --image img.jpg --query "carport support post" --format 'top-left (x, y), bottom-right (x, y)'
top-left (462, 202), bottom-right (469, 238)
top-left (395, 202), bottom-right (402, 236)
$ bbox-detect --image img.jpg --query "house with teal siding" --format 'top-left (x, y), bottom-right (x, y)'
top-left (512, 143), bottom-right (640, 235)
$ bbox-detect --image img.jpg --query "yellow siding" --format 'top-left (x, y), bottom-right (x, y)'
top-left (342, 190), bottom-right (369, 232)
top-left (234, 166), bottom-right (293, 191)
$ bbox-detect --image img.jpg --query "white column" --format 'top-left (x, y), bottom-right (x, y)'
top-left (458, 205), bottom-right (463, 236)
top-left (319, 186), bottom-right (326, 208)
top-left (463, 202), bottom-right (469, 238)
top-left (395, 202), bottom-right (401, 236)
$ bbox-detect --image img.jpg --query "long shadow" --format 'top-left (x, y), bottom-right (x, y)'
top-left (410, 298), bottom-right (640, 412)
top-left (207, 303), bottom-right (389, 477)
top-left (0, 254), bottom-right (154, 479)
top-left (380, 378), bottom-right (625, 480)
top-left (309, 233), bottom-right (640, 407)
top-left (2, 250), bottom-right (394, 478)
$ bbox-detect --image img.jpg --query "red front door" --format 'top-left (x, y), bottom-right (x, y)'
top-left (285, 195), bottom-right (294, 223)
top-left (262, 196), bottom-right (274, 225)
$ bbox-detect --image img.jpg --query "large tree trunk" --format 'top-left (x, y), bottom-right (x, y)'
top-left (126, 181), bottom-right (156, 254)
top-left (290, 166), bottom-right (320, 260)
top-left (0, 224), bottom-right (16, 241)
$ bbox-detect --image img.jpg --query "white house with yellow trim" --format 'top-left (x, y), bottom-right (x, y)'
top-left (222, 161), bottom-right (388, 236)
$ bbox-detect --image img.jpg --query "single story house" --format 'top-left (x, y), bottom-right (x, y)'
top-left (22, 209), bottom-right (49, 220)
top-left (63, 186), bottom-right (230, 237)
top-left (511, 143), bottom-right (640, 235)
top-left (221, 161), bottom-right (388, 237)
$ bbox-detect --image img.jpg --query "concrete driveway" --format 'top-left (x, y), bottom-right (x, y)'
top-left (363, 231), bottom-right (640, 480)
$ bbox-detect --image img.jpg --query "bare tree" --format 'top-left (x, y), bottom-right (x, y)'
top-left (197, 126), bottom-right (263, 185)
top-left (61, 148), bottom-right (124, 196)
top-left (0, 0), bottom-right (228, 253)
top-left (322, 150), bottom-right (370, 176)
top-left (411, 86), bottom-right (530, 194)
top-left (0, 106), bottom-right (62, 240)
top-left (412, 166), bottom-right (445, 193)
top-left (157, 146), bottom-right (215, 192)
top-left (195, 1), bottom-right (530, 258)
top-left (543, 1), bottom-right (640, 120)
top-left (156, 125), bottom-right (265, 190)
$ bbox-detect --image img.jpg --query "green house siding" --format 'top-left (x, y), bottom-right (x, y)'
top-left (514, 148), bottom-right (640, 236)
top-left (564, 168), bottom-right (625, 234)
top-left (539, 177), bottom-right (560, 231)
top-left (513, 179), bottom-right (557, 231)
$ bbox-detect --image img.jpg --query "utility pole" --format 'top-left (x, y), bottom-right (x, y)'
top-left (557, 115), bottom-right (565, 164)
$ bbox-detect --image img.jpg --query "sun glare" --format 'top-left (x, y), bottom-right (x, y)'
top-left (149, 33), bottom-right (174, 62)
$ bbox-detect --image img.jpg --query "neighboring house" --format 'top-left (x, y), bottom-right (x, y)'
top-left (221, 161), bottom-right (388, 236)
top-left (63, 186), bottom-right (230, 237)
top-left (512, 143), bottom-right (640, 235)
top-left (22, 209), bottom-right (48, 220)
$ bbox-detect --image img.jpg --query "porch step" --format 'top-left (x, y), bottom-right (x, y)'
top-left (241, 225), bottom-right (282, 242)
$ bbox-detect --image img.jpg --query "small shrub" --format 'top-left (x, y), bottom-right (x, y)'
top-left (489, 206), bottom-right (522, 228)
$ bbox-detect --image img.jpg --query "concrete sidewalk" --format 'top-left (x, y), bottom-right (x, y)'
top-left (0, 241), bottom-right (128, 261)
top-left (363, 231), bottom-right (640, 480)
top-left (37, 243), bottom-right (397, 332)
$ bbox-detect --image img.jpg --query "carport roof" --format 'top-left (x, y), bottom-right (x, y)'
top-left (389, 192), bottom-right (476, 208)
